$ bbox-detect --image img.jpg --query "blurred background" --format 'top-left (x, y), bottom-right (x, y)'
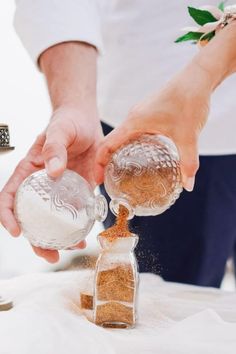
top-left (0, 0), bottom-right (234, 290)
top-left (0, 0), bottom-right (101, 278)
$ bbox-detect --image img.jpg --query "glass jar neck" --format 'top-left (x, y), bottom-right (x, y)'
top-left (109, 198), bottom-right (134, 220)
top-left (87, 195), bottom-right (108, 222)
top-left (98, 234), bottom-right (139, 252)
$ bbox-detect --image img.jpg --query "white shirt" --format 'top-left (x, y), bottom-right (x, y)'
top-left (14, 0), bottom-right (236, 155)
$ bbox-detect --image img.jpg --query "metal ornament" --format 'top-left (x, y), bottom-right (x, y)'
top-left (0, 124), bottom-right (14, 151)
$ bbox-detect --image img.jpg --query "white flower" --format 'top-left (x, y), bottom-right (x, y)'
top-left (181, 4), bottom-right (236, 36)
top-left (178, 4), bottom-right (236, 45)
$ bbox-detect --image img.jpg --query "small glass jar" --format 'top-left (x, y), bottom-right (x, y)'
top-left (94, 234), bottom-right (139, 328)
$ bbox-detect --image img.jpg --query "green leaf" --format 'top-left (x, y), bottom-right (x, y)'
top-left (201, 31), bottom-right (215, 41)
top-left (175, 31), bottom-right (216, 44)
top-left (175, 31), bottom-right (204, 43)
top-left (188, 6), bottom-right (218, 25)
top-left (218, 1), bottom-right (226, 11)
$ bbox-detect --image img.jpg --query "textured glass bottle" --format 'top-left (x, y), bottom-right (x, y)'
top-left (15, 169), bottom-right (107, 250)
top-left (105, 134), bottom-right (183, 218)
top-left (94, 234), bottom-right (139, 328)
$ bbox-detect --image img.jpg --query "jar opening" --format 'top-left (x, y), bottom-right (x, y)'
top-left (109, 199), bottom-right (134, 220)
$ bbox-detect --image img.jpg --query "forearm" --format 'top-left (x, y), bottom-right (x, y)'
top-left (39, 42), bottom-right (98, 112)
top-left (164, 22), bottom-right (236, 106)
top-left (180, 22), bottom-right (236, 94)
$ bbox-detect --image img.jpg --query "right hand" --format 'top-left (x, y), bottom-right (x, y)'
top-left (0, 104), bottom-right (103, 263)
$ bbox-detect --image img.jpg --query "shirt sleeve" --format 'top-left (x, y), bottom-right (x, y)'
top-left (14, 0), bottom-right (102, 66)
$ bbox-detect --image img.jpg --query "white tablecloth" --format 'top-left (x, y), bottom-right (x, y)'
top-left (0, 271), bottom-right (236, 354)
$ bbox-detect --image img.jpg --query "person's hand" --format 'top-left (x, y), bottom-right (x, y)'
top-left (0, 41), bottom-right (99, 263)
top-left (0, 105), bottom-right (103, 262)
top-left (0, 105), bottom-right (102, 263)
top-left (95, 63), bottom-right (211, 191)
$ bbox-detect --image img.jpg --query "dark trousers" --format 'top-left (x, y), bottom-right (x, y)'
top-left (101, 122), bottom-right (236, 287)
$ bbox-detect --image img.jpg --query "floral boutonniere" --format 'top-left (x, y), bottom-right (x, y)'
top-left (175, 2), bottom-right (236, 45)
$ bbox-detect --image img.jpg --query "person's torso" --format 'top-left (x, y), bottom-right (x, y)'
top-left (97, 0), bottom-right (236, 155)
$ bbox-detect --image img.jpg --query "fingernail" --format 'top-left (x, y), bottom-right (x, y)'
top-left (47, 157), bottom-right (61, 173)
top-left (79, 241), bottom-right (87, 249)
top-left (185, 177), bottom-right (195, 192)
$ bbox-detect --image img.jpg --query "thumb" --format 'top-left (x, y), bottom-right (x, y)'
top-left (42, 121), bottom-right (73, 178)
top-left (176, 137), bottom-right (199, 192)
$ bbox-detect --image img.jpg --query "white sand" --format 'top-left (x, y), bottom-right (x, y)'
top-left (15, 189), bottom-right (90, 250)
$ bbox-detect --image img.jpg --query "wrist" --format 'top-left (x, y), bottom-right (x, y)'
top-left (51, 102), bottom-right (100, 127)
top-left (170, 62), bottom-right (212, 103)
top-left (192, 22), bottom-right (236, 91)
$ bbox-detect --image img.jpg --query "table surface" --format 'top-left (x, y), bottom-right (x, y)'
top-left (0, 270), bottom-right (236, 354)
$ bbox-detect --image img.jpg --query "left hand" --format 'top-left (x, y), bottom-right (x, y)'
top-left (95, 63), bottom-right (211, 192)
